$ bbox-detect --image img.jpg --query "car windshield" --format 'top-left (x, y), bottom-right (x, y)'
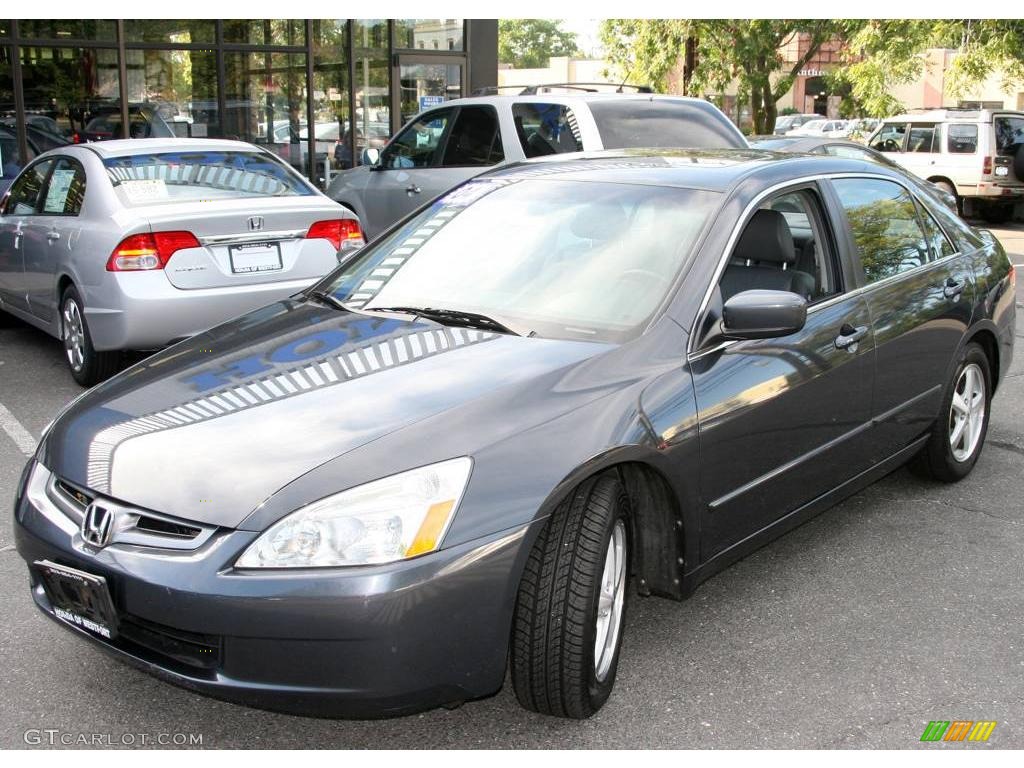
top-left (102, 150), bottom-right (315, 206)
top-left (321, 178), bottom-right (720, 343)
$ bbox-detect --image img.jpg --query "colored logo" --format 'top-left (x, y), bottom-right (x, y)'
top-left (920, 721), bottom-right (997, 742)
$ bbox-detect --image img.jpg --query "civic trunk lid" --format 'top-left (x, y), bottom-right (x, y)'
top-left (129, 197), bottom-right (352, 289)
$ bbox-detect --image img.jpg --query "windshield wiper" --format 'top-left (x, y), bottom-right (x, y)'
top-left (365, 306), bottom-right (520, 336)
top-left (305, 289), bottom-right (349, 311)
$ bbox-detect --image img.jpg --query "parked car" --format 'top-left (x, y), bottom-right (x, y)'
top-left (748, 135), bottom-right (960, 213)
top-left (0, 138), bottom-right (360, 385)
top-left (78, 104), bottom-right (176, 143)
top-left (2, 117), bottom-right (73, 153)
top-left (15, 148), bottom-right (1014, 720)
top-left (0, 125), bottom-right (38, 195)
top-left (845, 117), bottom-right (880, 143)
top-left (787, 118), bottom-right (850, 138)
top-left (773, 113), bottom-right (820, 135)
top-left (325, 94), bottom-right (748, 238)
top-left (867, 108), bottom-right (1024, 222)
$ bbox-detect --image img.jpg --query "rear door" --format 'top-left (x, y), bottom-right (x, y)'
top-left (827, 176), bottom-right (973, 459)
top-left (993, 113), bottom-right (1024, 188)
top-left (895, 122), bottom-right (940, 179)
top-left (0, 158), bottom-right (54, 313)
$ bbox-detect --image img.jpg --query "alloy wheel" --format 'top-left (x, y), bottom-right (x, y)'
top-left (949, 362), bottom-right (986, 463)
top-left (62, 299), bottom-right (85, 372)
top-left (594, 518), bottom-right (627, 682)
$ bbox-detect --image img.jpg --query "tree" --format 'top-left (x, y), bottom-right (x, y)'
top-left (831, 20), bottom-right (1024, 117)
top-left (499, 19), bottom-right (579, 69)
top-left (601, 20), bottom-right (854, 134)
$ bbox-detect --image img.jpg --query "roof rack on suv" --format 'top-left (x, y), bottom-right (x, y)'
top-left (472, 82), bottom-right (653, 96)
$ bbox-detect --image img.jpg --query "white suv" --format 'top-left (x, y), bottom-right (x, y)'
top-left (867, 109), bottom-right (1024, 222)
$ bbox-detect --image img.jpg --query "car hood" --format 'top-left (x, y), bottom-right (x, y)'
top-left (42, 300), bottom-right (613, 529)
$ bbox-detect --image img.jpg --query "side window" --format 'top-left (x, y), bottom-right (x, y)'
top-left (907, 124), bottom-right (937, 153)
top-left (916, 203), bottom-right (957, 260)
top-left (869, 123), bottom-right (907, 153)
top-left (441, 107), bottom-right (504, 167)
top-left (719, 188), bottom-right (839, 303)
top-left (832, 178), bottom-right (932, 284)
top-left (5, 159), bottom-right (54, 215)
top-left (948, 124), bottom-right (978, 154)
top-left (512, 103), bottom-right (583, 158)
top-left (41, 158), bottom-right (86, 216)
top-left (382, 109), bottom-right (453, 169)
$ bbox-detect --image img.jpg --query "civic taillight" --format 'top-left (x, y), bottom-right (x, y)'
top-left (106, 231), bottom-right (200, 271)
top-left (983, 156), bottom-right (994, 175)
top-left (305, 218), bottom-right (365, 251)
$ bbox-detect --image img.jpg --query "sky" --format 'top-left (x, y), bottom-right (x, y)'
top-left (563, 19), bottom-right (602, 58)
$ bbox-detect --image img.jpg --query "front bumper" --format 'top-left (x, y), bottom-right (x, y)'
top-left (85, 273), bottom-right (319, 352)
top-left (14, 461), bottom-right (533, 718)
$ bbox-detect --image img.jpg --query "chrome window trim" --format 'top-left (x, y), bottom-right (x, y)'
top-left (199, 229), bottom-right (307, 246)
top-left (686, 170), bottom-right (967, 360)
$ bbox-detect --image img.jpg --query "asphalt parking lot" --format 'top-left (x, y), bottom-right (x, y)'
top-left (1, 225), bottom-right (1022, 749)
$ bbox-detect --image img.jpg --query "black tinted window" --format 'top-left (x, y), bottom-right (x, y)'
top-left (41, 157), bottom-right (86, 215)
top-left (589, 100), bottom-right (744, 149)
top-left (5, 159), bottom-right (53, 215)
top-left (833, 178), bottom-right (932, 284)
top-left (441, 107), bottom-right (503, 167)
top-left (512, 103), bottom-right (583, 157)
top-left (948, 124), bottom-right (978, 154)
top-left (995, 116), bottom-right (1024, 154)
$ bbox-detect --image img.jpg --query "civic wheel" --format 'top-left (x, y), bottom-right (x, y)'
top-left (912, 342), bottom-right (991, 482)
top-left (60, 286), bottom-right (122, 387)
top-left (510, 473), bottom-right (630, 718)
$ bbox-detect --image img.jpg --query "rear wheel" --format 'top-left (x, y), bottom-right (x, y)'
top-left (511, 474), bottom-right (630, 719)
top-left (61, 286), bottom-right (121, 387)
top-left (912, 342), bottom-right (991, 482)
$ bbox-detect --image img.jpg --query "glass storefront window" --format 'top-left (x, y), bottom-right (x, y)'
top-left (398, 62), bottom-right (462, 124)
top-left (17, 20), bottom-right (116, 41)
top-left (2, 45), bottom-right (33, 188)
top-left (223, 51), bottom-right (309, 177)
top-left (395, 19), bottom-right (464, 51)
top-left (313, 20), bottom-right (351, 185)
top-left (0, 21), bottom-right (10, 38)
top-left (353, 19), bottom-right (391, 165)
top-left (222, 20), bottom-right (305, 47)
top-left (19, 46), bottom-right (119, 143)
top-left (125, 49), bottom-right (218, 139)
top-left (124, 20), bottom-right (215, 44)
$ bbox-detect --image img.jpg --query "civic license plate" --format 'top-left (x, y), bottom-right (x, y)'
top-left (229, 242), bottom-right (282, 273)
top-left (995, 166), bottom-right (1009, 177)
top-left (35, 560), bottom-right (118, 640)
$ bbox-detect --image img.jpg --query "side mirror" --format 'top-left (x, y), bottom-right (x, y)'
top-left (721, 289), bottom-right (807, 340)
top-left (361, 147), bottom-right (381, 168)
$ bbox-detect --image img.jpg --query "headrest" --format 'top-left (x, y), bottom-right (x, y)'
top-left (734, 208), bottom-right (796, 265)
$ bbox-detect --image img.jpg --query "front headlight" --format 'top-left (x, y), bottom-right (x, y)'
top-left (235, 457), bottom-right (472, 568)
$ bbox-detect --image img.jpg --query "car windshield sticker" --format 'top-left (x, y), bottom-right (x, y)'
top-left (43, 168), bottom-right (76, 213)
top-left (119, 178), bottom-right (169, 203)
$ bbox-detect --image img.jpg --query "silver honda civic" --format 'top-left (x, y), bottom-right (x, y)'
top-left (0, 138), bottom-right (363, 385)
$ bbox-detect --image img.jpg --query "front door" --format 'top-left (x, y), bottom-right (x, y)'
top-left (0, 158), bottom-right (54, 314)
top-left (691, 184), bottom-right (876, 557)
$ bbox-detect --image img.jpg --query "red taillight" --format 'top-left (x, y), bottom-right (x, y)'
top-left (71, 132), bottom-right (81, 144)
top-left (305, 218), bottom-right (364, 251)
top-left (983, 156), bottom-right (993, 175)
top-left (106, 231), bottom-right (200, 271)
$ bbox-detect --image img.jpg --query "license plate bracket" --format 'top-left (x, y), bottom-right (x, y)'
top-left (229, 241), bottom-right (282, 274)
top-left (35, 559), bottom-right (118, 640)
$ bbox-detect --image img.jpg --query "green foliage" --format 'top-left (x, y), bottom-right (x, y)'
top-left (499, 19), bottom-right (579, 69)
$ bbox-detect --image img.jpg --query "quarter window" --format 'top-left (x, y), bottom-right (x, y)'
top-left (832, 178), bottom-right (933, 284)
top-left (869, 123), bottom-right (907, 153)
top-left (382, 109), bottom-right (452, 169)
top-left (947, 124), bottom-right (978, 154)
top-left (441, 107), bottom-right (504, 167)
top-left (4, 159), bottom-right (53, 215)
top-left (41, 157), bottom-right (86, 215)
top-left (916, 204), bottom-right (956, 260)
top-left (512, 103), bottom-right (582, 157)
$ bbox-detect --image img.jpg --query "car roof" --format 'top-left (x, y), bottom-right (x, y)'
top-left (433, 93), bottom-right (721, 108)
top-left (880, 109), bottom-right (1024, 123)
top-left (478, 148), bottom-right (879, 193)
top-left (75, 138), bottom-right (264, 157)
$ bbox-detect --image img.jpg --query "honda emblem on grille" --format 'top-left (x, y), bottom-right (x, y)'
top-left (247, 215), bottom-right (264, 232)
top-left (82, 503), bottom-right (114, 547)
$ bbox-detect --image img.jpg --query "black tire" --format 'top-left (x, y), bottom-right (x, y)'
top-left (60, 286), bottom-right (122, 387)
top-left (911, 342), bottom-right (992, 482)
top-left (511, 474), bottom-right (631, 719)
top-left (981, 202), bottom-right (1013, 224)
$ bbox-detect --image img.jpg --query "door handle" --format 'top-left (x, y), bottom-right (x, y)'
top-left (943, 277), bottom-right (964, 299)
top-left (405, 184), bottom-right (421, 195)
top-left (834, 323), bottom-right (868, 351)
top-left (47, 230), bottom-right (61, 242)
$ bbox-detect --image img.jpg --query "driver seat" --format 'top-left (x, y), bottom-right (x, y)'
top-left (720, 209), bottom-right (815, 302)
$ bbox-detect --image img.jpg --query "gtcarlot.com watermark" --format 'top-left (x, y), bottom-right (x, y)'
top-left (24, 729), bottom-right (203, 747)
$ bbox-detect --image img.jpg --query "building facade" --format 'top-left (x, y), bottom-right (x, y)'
top-left (0, 19), bottom-right (498, 190)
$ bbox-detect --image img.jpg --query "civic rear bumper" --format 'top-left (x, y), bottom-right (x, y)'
top-left (14, 462), bottom-right (535, 718)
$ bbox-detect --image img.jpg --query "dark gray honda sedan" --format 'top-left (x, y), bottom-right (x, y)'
top-left (14, 149), bottom-right (1016, 719)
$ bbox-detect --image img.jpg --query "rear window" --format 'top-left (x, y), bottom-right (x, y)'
top-left (513, 103), bottom-right (583, 157)
top-left (102, 150), bottom-right (314, 207)
top-left (947, 124), bottom-right (978, 154)
top-left (589, 99), bottom-right (745, 150)
top-left (995, 115), bottom-right (1024, 154)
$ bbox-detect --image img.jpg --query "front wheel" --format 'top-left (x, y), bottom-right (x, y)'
top-left (912, 342), bottom-right (991, 482)
top-left (511, 474), bottom-right (630, 718)
top-left (61, 287), bottom-right (122, 387)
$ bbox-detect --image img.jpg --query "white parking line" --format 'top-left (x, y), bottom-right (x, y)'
top-left (0, 402), bottom-right (37, 456)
